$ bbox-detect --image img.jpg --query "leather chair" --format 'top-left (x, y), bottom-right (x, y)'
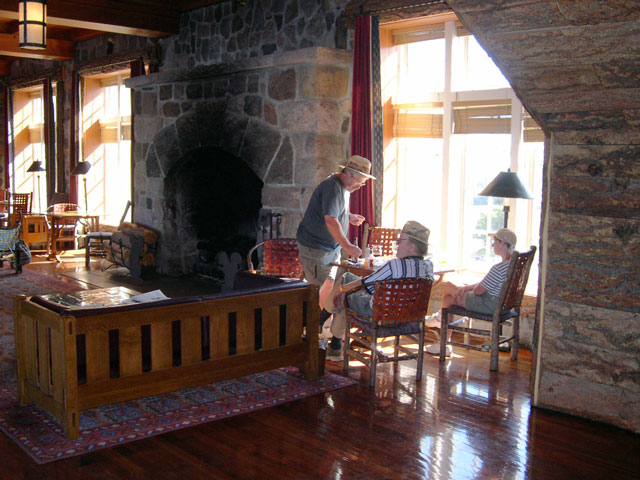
top-left (344, 277), bottom-right (433, 388)
top-left (361, 224), bottom-right (402, 256)
top-left (439, 246), bottom-right (537, 371)
top-left (246, 237), bottom-right (303, 279)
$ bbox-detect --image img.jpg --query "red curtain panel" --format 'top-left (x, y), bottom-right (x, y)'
top-left (349, 15), bottom-right (375, 245)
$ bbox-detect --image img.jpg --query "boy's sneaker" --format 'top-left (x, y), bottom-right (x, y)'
top-left (326, 346), bottom-right (343, 362)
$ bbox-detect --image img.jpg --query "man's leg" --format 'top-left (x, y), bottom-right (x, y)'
top-left (297, 242), bottom-right (340, 327)
top-left (328, 283), bottom-right (370, 361)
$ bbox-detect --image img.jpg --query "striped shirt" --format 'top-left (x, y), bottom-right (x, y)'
top-left (362, 256), bottom-right (434, 294)
top-left (479, 260), bottom-right (510, 297)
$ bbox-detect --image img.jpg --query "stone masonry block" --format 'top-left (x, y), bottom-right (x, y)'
top-left (299, 65), bottom-right (349, 99)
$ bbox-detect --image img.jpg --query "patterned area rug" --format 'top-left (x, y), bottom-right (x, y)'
top-left (0, 268), bottom-right (355, 464)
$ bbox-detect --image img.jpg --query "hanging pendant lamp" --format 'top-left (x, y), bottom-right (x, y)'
top-left (19, 0), bottom-right (47, 50)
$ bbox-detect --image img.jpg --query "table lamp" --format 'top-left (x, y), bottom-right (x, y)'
top-left (26, 160), bottom-right (45, 212)
top-left (71, 161), bottom-right (92, 211)
top-left (478, 168), bottom-right (533, 228)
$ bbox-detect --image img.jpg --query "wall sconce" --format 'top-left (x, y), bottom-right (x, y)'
top-left (19, 0), bottom-right (47, 50)
top-left (26, 159), bottom-right (46, 212)
top-left (71, 161), bottom-right (92, 211)
top-left (479, 168), bottom-right (533, 228)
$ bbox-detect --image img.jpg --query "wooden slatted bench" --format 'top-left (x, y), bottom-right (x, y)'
top-left (13, 276), bottom-right (319, 439)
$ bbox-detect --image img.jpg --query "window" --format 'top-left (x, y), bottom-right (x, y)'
top-left (80, 71), bottom-right (132, 225)
top-left (381, 18), bottom-right (543, 277)
top-left (9, 85), bottom-right (48, 212)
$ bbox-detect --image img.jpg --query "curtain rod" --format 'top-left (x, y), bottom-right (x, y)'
top-left (350, 0), bottom-right (447, 17)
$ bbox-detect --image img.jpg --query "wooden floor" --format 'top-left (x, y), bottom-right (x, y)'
top-left (2, 254), bottom-right (639, 479)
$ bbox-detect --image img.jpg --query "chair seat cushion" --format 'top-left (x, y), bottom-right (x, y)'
top-left (349, 314), bottom-right (423, 337)
top-left (446, 305), bottom-right (518, 322)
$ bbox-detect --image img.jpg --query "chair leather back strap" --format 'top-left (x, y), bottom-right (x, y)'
top-left (370, 277), bottom-right (433, 326)
top-left (262, 238), bottom-right (303, 278)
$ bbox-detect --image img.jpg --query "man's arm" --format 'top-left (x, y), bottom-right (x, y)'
top-left (325, 215), bottom-right (361, 258)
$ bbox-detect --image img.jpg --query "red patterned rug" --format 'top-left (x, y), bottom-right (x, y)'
top-left (0, 268), bottom-right (355, 464)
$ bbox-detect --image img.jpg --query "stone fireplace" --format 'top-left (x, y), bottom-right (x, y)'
top-left (127, 46), bottom-right (353, 277)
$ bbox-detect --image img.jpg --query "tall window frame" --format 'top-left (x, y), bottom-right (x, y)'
top-left (79, 69), bottom-right (132, 225)
top-left (381, 16), bottom-right (544, 279)
top-left (7, 78), bottom-right (57, 213)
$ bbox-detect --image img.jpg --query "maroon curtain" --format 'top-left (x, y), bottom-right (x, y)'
top-left (349, 16), bottom-right (375, 244)
top-left (69, 71), bottom-right (79, 204)
top-left (3, 87), bottom-right (9, 189)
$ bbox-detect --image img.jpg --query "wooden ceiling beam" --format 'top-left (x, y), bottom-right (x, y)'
top-left (177, 0), bottom-right (224, 12)
top-left (0, 33), bottom-right (74, 60)
top-left (0, 0), bottom-right (179, 38)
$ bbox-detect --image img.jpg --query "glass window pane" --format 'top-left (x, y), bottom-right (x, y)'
top-left (452, 35), bottom-right (509, 91)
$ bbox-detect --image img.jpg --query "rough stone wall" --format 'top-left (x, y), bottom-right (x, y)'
top-left (162, 0), bottom-right (350, 69)
top-left (128, 48), bottom-right (352, 275)
top-left (448, 0), bottom-right (640, 432)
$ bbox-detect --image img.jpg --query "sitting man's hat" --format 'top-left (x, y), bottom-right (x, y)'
top-left (489, 228), bottom-right (517, 246)
top-left (402, 220), bottom-right (430, 246)
top-left (339, 155), bottom-right (376, 180)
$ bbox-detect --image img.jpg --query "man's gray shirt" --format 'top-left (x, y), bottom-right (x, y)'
top-left (297, 175), bottom-right (350, 251)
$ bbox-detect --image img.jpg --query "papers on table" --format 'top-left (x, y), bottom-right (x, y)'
top-left (128, 289), bottom-right (169, 303)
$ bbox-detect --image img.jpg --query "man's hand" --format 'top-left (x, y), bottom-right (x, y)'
top-left (349, 213), bottom-right (365, 226)
top-left (343, 243), bottom-right (362, 259)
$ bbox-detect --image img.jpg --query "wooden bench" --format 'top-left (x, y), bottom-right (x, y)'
top-left (13, 276), bottom-right (319, 439)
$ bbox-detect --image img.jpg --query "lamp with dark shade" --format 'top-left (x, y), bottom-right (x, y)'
top-left (479, 168), bottom-right (533, 228)
top-left (71, 161), bottom-right (92, 211)
top-left (27, 160), bottom-right (45, 212)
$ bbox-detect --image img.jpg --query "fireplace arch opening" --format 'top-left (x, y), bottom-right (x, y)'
top-left (163, 147), bottom-right (263, 277)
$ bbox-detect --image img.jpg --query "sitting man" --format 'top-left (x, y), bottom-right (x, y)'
top-left (425, 227), bottom-right (517, 356)
top-left (328, 220), bottom-right (434, 361)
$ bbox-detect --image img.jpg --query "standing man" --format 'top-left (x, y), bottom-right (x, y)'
top-left (296, 155), bottom-right (375, 332)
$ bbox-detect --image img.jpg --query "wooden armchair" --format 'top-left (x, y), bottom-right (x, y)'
top-left (246, 237), bottom-right (303, 279)
top-left (361, 224), bottom-right (401, 256)
top-left (440, 246), bottom-right (537, 371)
top-left (344, 277), bottom-right (433, 388)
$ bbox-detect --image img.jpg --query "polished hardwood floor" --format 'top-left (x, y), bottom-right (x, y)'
top-left (2, 254), bottom-right (639, 479)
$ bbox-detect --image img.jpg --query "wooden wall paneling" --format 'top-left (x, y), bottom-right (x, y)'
top-left (85, 330), bottom-right (110, 382)
top-left (49, 326), bottom-right (66, 404)
top-left (236, 309), bottom-right (254, 355)
top-left (36, 324), bottom-right (52, 395)
top-left (261, 305), bottom-right (279, 350)
top-left (285, 302), bottom-right (303, 345)
top-left (181, 316), bottom-right (201, 365)
top-left (209, 313), bottom-right (229, 359)
top-left (119, 326), bottom-right (142, 377)
top-left (151, 321), bottom-right (173, 370)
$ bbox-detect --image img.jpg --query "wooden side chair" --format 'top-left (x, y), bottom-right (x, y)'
top-left (246, 237), bottom-right (303, 279)
top-left (344, 277), bottom-right (433, 388)
top-left (440, 246), bottom-right (537, 371)
top-left (85, 200), bottom-right (131, 268)
top-left (361, 224), bottom-right (402, 256)
top-left (46, 203), bottom-right (83, 251)
top-left (8, 192), bottom-right (32, 226)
